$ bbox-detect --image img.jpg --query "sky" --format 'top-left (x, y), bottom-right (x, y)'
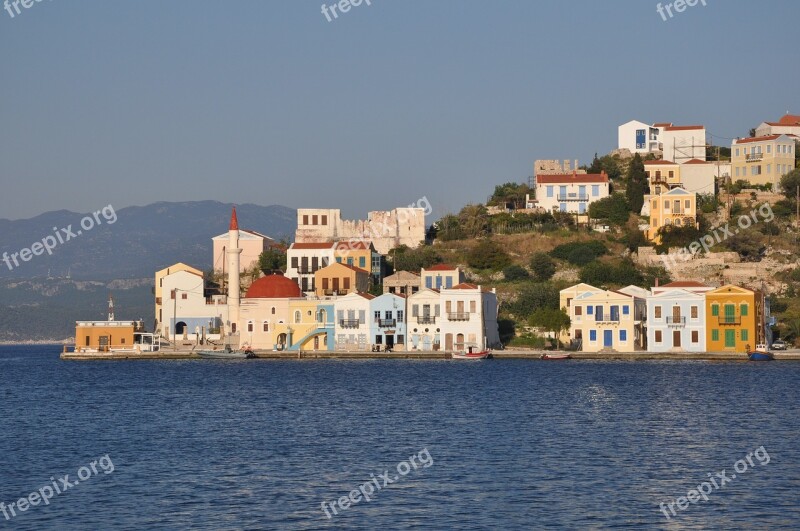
top-left (1, 0), bottom-right (798, 222)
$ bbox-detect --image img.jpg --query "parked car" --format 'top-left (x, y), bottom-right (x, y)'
top-left (771, 339), bottom-right (788, 350)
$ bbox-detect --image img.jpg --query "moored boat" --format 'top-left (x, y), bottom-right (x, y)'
top-left (540, 353), bottom-right (572, 360)
top-left (197, 346), bottom-right (256, 359)
top-left (747, 350), bottom-right (774, 361)
top-left (452, 345), bottom-right (491, 360)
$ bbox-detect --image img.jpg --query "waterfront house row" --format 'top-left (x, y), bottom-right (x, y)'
top-left (561, 281), bottom-right (764, 353)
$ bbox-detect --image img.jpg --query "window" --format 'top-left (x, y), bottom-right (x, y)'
top-left (291, 257), bottom-right (299, 268)
top-left (735, 148), bottom-right (739, 157)
top-left (620, 330), bottom-right (627, 342)
top-left (385, 311), bottom-right (393, 320)
top-left (711, 305), bottom-right (719, 317)
top-left (470, 301), bottom-right (476, 313)
top-left (374, 311), bottom-right (381, 322)
top-left (412, 304), bottom-right (419, 317)
top-left (594, 305), bottom-right (603, 321)
top-left (767, 164), bottom-right (771, 174)
top-left (231, 323), bottom-right (237, 333)
top-left (170, 290), bottom-right (175, 300)
top-left (398, 335), bottom-right (405, 344)
top-left (587, 306), bottom-right (594, 315)
top-left (574, 306), bottom-right (582, 316)
top-left (182, 293), bottom-right (187, 300)
top-left (622, 305), bottom-right (629, 315)
top-left (321, 215), bottom-right (327, 225)
top-left (343, 277), bottom-right (350, 290)
top-left (691, 306), bottom-right (698, 319)
top-left (767, 145), bottom-right (771, 154)
top-left (398, 311), bottom-right (404, 322)
top-left (375, 335), bottom-right (382, 344)
top-left (735, 167), bottom-right (740, 177)
top-left (347, 257), bottom-right (353, 265)
top-left (425, 277), bottom-right (432, 289)
top-left (740, 304), bottom-right (748, 316)
top-left (610, 305), bottom-right (619, 321)
top-left (547, 186), bottom-right (553, 198)
top-left (668, 171), bottom-right (674, 178)
top-left (592, 185), bottom-right (599, 197)
top-left (359, 257), bottom-right (366, 268)
top-left (712, 329), bottom-right (719, 341)
top-left (303, 215), bottom-right (309, 225)
top-left (312, 215), bottom-right (318, 225)
top-left (445, 277), bottom-right (453, 288)
top-left (655, 306), bottom-right (662, 319)
top-left (655, 330), bottom-right (662, 343)
top-left (271, 307), bottom-right (276, 315)
top-left (263, 322), bottom-right (269, 332)
top-left (685, 200), bottom-right (690, 210)
top-left (741, 329), bottom-right (749, 341)
top-left (589, 330), bottom-right (597, 342)
top-left (294, 311), bottom-right (301, 323)
top-left (691, 330), bottom-right (698, 343)
top-left (559, 203), bottom-right (567, 212)
top-left (247, 321), bottom-right (253, 332)
top-left (336, 257), bottom-right (342, 263)
top-left (359, 310), bottom-right (365, 324)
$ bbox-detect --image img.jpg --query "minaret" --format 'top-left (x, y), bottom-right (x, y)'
top-left (227, 206), bottom-right (243, 332)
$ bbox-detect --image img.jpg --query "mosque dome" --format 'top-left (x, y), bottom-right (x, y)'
top-left (245, 274), bottom-right (301, 299)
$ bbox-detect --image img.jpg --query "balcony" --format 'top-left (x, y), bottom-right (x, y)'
top-left (745, 153), bottom-right (763, 162)
top-left (324, 289), bottom-right (349, 296)
top-left (447, 312), bottom-right (470, 321)
top-left (379, 319), bottom-right (396, 328)
top-left (297, 267), bottom-right (316, 274)
top-left (666, 316), bottom-right (686, 327)
top-left (340, 319), bottom-right (360, 328)
top-left (718, 316), bottom-right (741, 325)
top-left (417, 316), bottom-right (436, 325)
top-left (594, 316), bottom-right (620, 323)
top-left (557, 194), bottom-right (589, 202)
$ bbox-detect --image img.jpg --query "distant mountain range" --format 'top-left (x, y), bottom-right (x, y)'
top-left (0, 201), bottom-right (296, 280)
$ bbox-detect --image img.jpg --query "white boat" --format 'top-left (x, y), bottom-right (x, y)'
top-left (197, 346), bottom-right (256, 359)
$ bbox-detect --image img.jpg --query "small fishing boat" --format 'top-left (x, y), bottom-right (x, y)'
top-left (197, 346), bottom-right (256, 359)
top-left (540, 353), bottom-right (572, 360)
top-left (747, 349), bottom-right (774, 361)
top-left (452, 345), bottom-right (491, 360)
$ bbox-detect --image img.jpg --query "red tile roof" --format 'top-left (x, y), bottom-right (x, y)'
top-left (735, 135), bottom-right (781, 144)
top-left (778, 114), bottom-right (800, 125)
top-left (245, 274), bottom-right (301, 299)
top-left (335, 263), bottom-right (369, 274)
top-left (450, 283), bottom-right (479, 290)
top-left (664, 125), bottom-right (704, 131)
top-left (426, 264), bottom-right (457, 271)
top-left (662, 281), bottom-right (708, 288)
top-left (536, 172), bottom-right (608, 184)
top-left (644, 160), bottom-right (678, 165)
top-left (683, 158), bottom-right (710, 165)
top-left (653, 122), bottom-right (673, 128)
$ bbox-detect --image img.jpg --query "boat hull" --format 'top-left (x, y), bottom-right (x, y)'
top-left (541, 353), bottom-right (572, 360)
top-left (452, 350), bottom-right (491, 360)
top-left (748, 351), bottom-right (774, 361)
top-left (197, 350), bottom-right (254, 359)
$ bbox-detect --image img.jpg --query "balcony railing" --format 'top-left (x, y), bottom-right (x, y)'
top-left (447, 312), bottom-right (470, 321)
top-left (297, 267), bottom-right (316, 274)
top-left (378, 319), bottom-right (396, 328)
top-left (594, 316), bottom-right (620, 323)
top-left (718, 316), bottom-right (741, 325)
top-left (340, 319), bottom-right (360, 328)
top-left (557, 194), bottom-right (589, 201)
top-left (745, 153), bottom-right (763, 162)
top-left (417, 316), bottom-right (436, 324)
top-left (666, 316), bottom-right (686, 326)
top-left (324, 289), bottom-right (349, 296)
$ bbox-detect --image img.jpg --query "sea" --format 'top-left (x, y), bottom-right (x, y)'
top-left (1, 345), bottom-right (799, 530)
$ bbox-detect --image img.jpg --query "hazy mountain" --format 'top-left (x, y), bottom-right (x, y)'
top-left (0, 201), bottom-right (296, 280)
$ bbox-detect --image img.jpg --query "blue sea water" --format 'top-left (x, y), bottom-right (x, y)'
top-left (1, 345), bottom-right (799, 530)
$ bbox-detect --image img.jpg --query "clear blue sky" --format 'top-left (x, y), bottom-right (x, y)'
top-left (1, 0), bottom-right (798, 221)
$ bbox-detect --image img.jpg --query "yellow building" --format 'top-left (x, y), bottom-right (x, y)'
top-left (646, 188), bottom-right (697, 243)
top-left (154, 262), bottom-right (203, 331)
top-left (74, 321), bottom-right (136, 352)
top-left (314, 262), bottom-right (369, 297)
top-left (731, 134), bottom-right (797, 189)
top-left (705, 285), bottom-right (758, 353)
top-left (644, 159), bottom-right (682, 194)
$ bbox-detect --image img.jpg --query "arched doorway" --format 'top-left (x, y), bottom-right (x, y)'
top-left (175, 321), bottom-right (187, 335)
top-left (456, 333), bottom-right (465, 351)
top-left (277, 333), bottom-right (287, 350)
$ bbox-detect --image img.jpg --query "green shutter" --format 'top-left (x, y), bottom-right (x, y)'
top-left (740, 304), bottom-right (748, 317)
top-left (711, 305), bottom-right (719, 317)
top-left (712, 329), bottom-right (719, 341)
top-left (725, 329), bottom-right (736, 347)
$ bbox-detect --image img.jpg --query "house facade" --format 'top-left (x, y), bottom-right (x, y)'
top-left (420, 264), bottom-right (465, 290)
top-left (646, 188), bottom-right (698, 243)
top-left (680, 159), bottom-right (716, 196)
top-left (408, 288), bottom-right (442, 351)
top-left (569, 288), bottom-right (646, 352)
top-left (645, 160), bottom-right (682, 195)
top-left (661, 125), bottom-right (707, 163)
top-left (646, 288), bottom-right (706, 352)
top-left (534, 172), bottom-right (610, 216)
top-left (731, 134), bottom-right (797, 189)
top-left (314, 262), bottom-right (369, 297)
top-left (334, 292), bottom-right (373, 350)
top-left (160, 268), bottom-right (227, 340)
top-left (755, 114), bottom-right (800, 138)
top-left (369, 293), bottom-right (407, 351)
top-left (439, 284), bottom-right (500, 351)
top-left (618, 120), bottom-right (662, 154)
top-left (212, 228), bottom-right (278, 273)
top-left (383, 270), bottom-right (421, 296)
top-left (705, 285), bottom-right (758, 353)
top-left (287, 242), bottom-right (335, 295)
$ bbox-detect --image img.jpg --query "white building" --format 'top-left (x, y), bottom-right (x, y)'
top-left (212, 227), bottom-right (278, 273)
top-left (333, 292), bottom-right (373, 351)
top-left (661, 125), bottom-right (707, 163)
top-left (535, 172), bottom-right (610, 215)
top-left (439, 283), bottom-right (500, 351)
top-left (679, 159), bottom-right (716, 195)
top-left (618, 120), bottom-right (662, 155)
top-left (160, 268), bottom-right (227, 340)
top-left (408, 288), bottom-right (442, 351)
top-left (755, 114), bottom-right (800, 138)
top-left (286, 242), bottom-right (335, 295)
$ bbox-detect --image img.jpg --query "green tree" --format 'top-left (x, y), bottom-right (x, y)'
top-left (507, 282), bottom-right (559, 318)
top-left (528, 308), bottom-right (571, 347)
top-left (579, 260), bottom-right (644, 287)
top-left (503, 265), bottom-right (529, 281)
top-left (466, 239), bottom-right (512, 271)
top-left (390, 245), bottom-right (442, 272)
top-left (654, 224), bottom-right (703, 254)
top-left (458, 204), bottom-right (490, 238)
top-left (487, 182), bottom-right (531, 209)
top-left (550, 240), bottom-right (608, 266)
top-left (435, 214), bottom-right (464, 241)
top-left (623, 227), bottom-right (649, 253)
top-left (588, 193), bottom-right (630, 225)
top-left (625, 153), bottom-right (647, 214)
top-left (779, 168), bottom-right (800, 200)
top-left (529, 252), bottom-right (556, 281)
top-left (258, 247), bottom-right (287, 274)
top-left (724, 231), bottom-right (765, 261)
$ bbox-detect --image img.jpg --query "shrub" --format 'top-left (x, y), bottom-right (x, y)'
top-left (503, 265), bottom-right (529, 281)
top-left (529, 252), bottom-right (556, 281)
top-left (466, 239), bottom-right (512, 271)
top-left (550, 240), bottom-right (608, 265)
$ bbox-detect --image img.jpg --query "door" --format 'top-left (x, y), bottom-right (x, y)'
top-left (332, 278), bottom-right (339, 293)
top-left (386, 335), bottom-right (394, 349)
top-left (672, 306), bottom-right (681, 323)
top-left (673, 330), bottom-right (681, 348)
top-left (603, 330), bottom-right (613, 348)
top-left (445, 333), bottom-right (453, 350)
top-left (314, 336), bottom-right (319, 350)
top-left (725, 329), bottom-right (736, 348)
